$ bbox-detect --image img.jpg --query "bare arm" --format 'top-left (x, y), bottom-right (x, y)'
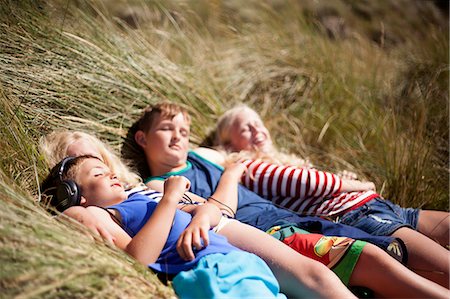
top-left (207, 163), bottom-right (247, 217)
top-left (148, 179), bottom-right (225, 261)
top-left (85, 176), bottom-right (189, 266)
top-left (340, 179), bottom-right (375, 193)
top-left (62, 206), bottom-right (115, 244)
top-left (125, 176), bottom-right (189, 265)
top-left (176, 202), bottom-right (222, 261)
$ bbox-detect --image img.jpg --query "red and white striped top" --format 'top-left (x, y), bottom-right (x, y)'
top-left (241, 159), bottom-right (378, 217)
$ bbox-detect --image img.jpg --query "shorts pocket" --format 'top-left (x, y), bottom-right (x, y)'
top-left (338, 205), bottom-right (370, 227)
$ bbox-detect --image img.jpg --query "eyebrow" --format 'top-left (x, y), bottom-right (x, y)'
top-left (87, 166), bottom-right (107, 174)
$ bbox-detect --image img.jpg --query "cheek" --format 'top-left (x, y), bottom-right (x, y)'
top-left (83, 181), bottom-right (108, 202)
top-left (155, 132), bottom-right (172, 146)
top-left (231, 136), bottom-right (250, 151)
top-left (181, 136), bottom-right (190, 148)
top-left (262, 128), bottom-right (271, 140)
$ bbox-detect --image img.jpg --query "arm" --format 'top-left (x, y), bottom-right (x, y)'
top-left (206, 162), bottom-right (247, 217)
top-left (62, 206), bottom-right (115, 244)
top-left (63, 177), bottom-right (189, 267)
top-left (241, 159), bottom-right (342, 200)
top-left (189, 147), bottom-right (241, 216)
top-left (242, 159), bottom-right (375, 198)
top-left (147, 179), bottom-right (227, 261)
top-left (125, 176), bottom-right (190, 265)
top-left (176, 202), bottom-right (222, 261)
top-left (337, 170), bottom-right (358, 180)
top-left (340, 179), bottom-right (375, 193)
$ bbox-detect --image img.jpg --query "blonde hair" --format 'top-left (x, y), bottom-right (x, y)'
top-left (214, 104), bottom-right (256, 151)
top-left (39, 130), bottom-right (142, 189)
top-left (215, 105), bottom-right (313, 168)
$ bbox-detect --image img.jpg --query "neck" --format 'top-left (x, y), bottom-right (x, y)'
top-left (147, 157), bottom-right (188, 177)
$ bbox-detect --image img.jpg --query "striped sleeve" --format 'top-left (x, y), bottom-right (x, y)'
top-left (241, 159), bottom-right (342, 201)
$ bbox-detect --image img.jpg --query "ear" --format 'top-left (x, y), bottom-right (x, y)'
top-left (135, 130), bottom-right (147, 149)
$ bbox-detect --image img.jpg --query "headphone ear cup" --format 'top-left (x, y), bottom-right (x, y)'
top-left (54, 180), bottom-right (81, 212)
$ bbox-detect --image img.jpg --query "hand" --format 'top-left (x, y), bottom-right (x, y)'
top-left (337, 170), bottom-right (358, 180)
top-left (340, 179), bottom-right (376, 193)
top-left (163, 176), bottom-right (191, 203)
top-left (362, 181), bottom-right (376, 191)
top-left (176, 214), bottom-right (210, 261)
top-left (64, 206), bottom-right (115, 244)
top-left (223, 162), bottom-right (248, 180)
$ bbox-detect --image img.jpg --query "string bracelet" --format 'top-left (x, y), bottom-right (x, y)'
top-left (207, 196), bottom-right (236, 218)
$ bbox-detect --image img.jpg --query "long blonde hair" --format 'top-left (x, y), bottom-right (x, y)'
top-left (215, 104), bottom-right (313, 168)
top-left (39, 130), bottom-right (142, 189)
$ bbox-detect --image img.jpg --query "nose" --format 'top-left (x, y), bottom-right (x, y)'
top-left (110, 172), bottom-right (118, 180)
top-left (249, 124), bottom-right (259, 134)
top-left (172, 129), bottom-right (181, 141)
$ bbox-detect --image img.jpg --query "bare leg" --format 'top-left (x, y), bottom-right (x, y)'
top-left (417, 210), bottom-right (449, 247)
top-left (392, 227), bottom-right (450, 288)
top-left (219, 220), bottom-right (356, 299)
top-left (349, 243), bottom-right (449, 298)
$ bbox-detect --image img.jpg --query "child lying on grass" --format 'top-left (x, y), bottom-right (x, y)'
top-left (40, 155), bottom-right (289, 298)
top-left (212, 104), bottom-right (450, 288)
top-left (130, 101), bottom-right (448, 298)
top-left (40, 130), bottom-right (358, 298)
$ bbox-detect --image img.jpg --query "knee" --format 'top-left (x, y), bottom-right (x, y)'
top-left (359, 243), bottom-right (392, 266)
top-left (299, 257), bottom-right (338, 283)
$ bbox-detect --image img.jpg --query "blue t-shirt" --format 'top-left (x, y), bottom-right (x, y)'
top-left (108, 192), bottom-right (238, 274)
top-left (146, 152), bottom-right (398, 251)
top-left (146, 152), bottom-right (314, 231)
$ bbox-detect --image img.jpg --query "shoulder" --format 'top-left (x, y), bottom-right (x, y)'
top-left (146, 180), bottom-right (163, 192)
top-left (191, 147), bottom-right (226, 166)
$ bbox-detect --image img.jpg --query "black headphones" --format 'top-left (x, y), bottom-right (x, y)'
top-left (51, 156), bottom-right (82, 212)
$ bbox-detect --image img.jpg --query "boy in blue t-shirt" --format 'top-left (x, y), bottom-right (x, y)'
top-left (41, 155), bottom-right (286, 298)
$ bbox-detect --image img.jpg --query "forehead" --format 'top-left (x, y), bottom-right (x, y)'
top-left (233, 109), bottom-right (261, 125)
top-left (78, 158), bottom-right (109, 173)
top-left (67, 138), bottom-right (101, 156)
top-left (154, 112), bottom-right (189, 126)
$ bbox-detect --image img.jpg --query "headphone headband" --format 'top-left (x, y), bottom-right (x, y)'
top-left (42, 156), bottom-right (81, 213)
top-left (58, 156), bottom-right (77, 181)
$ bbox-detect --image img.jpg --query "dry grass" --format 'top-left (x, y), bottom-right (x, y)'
top-left (0, 0), bottom-right (448, 297)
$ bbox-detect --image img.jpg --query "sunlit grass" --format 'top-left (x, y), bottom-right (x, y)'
top-left (0, 0), bottom-right (448, 297)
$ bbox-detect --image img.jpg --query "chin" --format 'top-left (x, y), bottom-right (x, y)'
top-left (259, 144), bottom-right (273, 153)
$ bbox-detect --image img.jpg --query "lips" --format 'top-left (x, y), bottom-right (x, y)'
top-left (252, 136), bottom-right (266, 147)
top-left (111, 182), bottom-right (122, 188)
top-left (169, 144), bottom-right (181, 150)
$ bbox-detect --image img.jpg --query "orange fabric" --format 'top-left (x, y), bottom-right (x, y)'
top-left (281, 233), bottom-right (354, 268)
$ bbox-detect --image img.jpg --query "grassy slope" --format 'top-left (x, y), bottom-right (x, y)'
top-left (0, 0), bottom-right (448, 297)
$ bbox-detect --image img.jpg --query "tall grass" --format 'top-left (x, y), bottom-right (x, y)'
top-left (0, 0), bottom-right (448, 297)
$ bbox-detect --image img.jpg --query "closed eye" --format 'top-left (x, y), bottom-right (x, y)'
top-left (240, 126), bottom-right (250, 133)
top-left (180, 129), bottom-right (189, 137)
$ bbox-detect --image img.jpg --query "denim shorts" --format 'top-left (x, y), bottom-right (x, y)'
top-left (337, 198), bottom-right (420, 236)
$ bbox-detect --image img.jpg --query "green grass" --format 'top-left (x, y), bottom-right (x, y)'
top-left (0, 0), bottom-right (448, 297)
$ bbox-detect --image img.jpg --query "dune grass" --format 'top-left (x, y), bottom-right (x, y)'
top-left (0, 0), bottom-right (448, 297)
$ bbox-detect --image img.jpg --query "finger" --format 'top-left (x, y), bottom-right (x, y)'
top-left (191, 229), bottom-right (203, 250)
top-left (181, 232), bottom-right (195, 261)
top-left (200, 227), bottom-right (209, 247)
top-left (176, 235), bottom-right (188, 260)
top-left (177, 232), bottom-right (193, 260)
top-left (98, 227), bottom-right (115, 245)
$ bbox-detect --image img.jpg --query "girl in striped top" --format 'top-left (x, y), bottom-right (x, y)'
top-left (210, 104), bottom-right (450, 288)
